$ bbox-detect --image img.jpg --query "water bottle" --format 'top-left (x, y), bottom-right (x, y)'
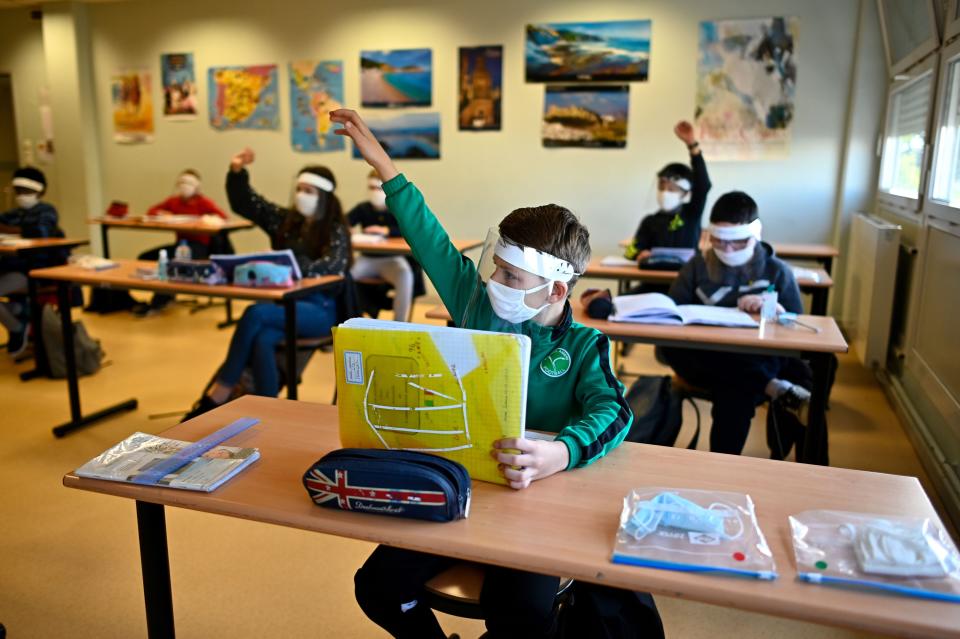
top-left (174, 240), bottom-right (192, 261)
top-left (157, 249), bottom-right (169, 281)
top-left (760, 284), bottom-right (778, 335)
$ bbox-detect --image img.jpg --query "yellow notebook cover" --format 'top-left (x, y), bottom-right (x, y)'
top-left (334, 318), bottom-right (530, 485)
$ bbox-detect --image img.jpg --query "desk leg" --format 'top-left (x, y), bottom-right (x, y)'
top-left (811, 288), bottom-right (828, 316)
top-left (51, 282), bottom-right (138, 437)
top-left (101, 225), bottom-right (111, 259)
top-left (136, 501), bottom-right (175, 639)
top-left (800, 352), bottom-right (831, 466)
top-left (822, 256), bottom-right (833, 276)
top-left (217, 299), bottom-right (236, 330)
top-left (285, 299), bottom-right (298, 400)
top-left (19, 276), bottom-right (50, 381)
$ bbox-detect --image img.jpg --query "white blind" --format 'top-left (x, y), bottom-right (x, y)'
top-left (891, 74), bottom-right (933, 137)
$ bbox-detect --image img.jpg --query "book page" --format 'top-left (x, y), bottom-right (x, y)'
top-left (609, 293), bottom-right (682, 324)
top-left (677, 305), bottom-right (759, 327)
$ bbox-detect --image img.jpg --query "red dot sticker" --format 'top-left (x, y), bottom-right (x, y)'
top-left (733, 552), bottom-right (746, 562)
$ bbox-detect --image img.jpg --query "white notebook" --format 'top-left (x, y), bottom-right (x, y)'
top-left (609, 293), bottom-right (758, 328)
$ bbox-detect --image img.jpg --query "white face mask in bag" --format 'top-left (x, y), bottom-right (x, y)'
top-left (656, 190), bottom-right (683, 213)
top-left (486, 279), bottom-right (552, 324)
top-left (295, 192), bottom-right (320, 217)
top-left (847, 520), bottom-right (952, 578)
top-left (15, 193), bottom-right (39, 209)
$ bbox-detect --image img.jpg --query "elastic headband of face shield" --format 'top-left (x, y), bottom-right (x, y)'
top-left (297, 172), bottom-right (335, 193)
top-left (708, 219), bottom-right (763, 241)
top-left (494, 237), bottom-right (576, 283)
top-left (12, 177), bottom-right (44, 192)
top-left (662, 176), bottom-right (691, 191)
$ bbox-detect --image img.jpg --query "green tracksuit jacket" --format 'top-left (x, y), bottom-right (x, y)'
top-left (383, 174), bottom-right (632, 469)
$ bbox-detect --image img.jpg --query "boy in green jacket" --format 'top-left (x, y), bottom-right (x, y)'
top-left (332, 109), bottom-right (636, 639)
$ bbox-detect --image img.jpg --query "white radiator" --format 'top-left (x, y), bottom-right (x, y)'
top-left (841, 212), bottom-right (901, 369)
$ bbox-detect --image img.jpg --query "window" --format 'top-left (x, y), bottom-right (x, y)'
top-left (947, 0), bottom-right (960, 42)
top-left (931, 59), bottom-right (960, 206)
top-left (879, 71), bottom-right (934, 201)
top-left (877, 0), bottom-right (939, 75)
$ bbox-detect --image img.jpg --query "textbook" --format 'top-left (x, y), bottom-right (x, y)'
top-left (75, 432), bottom-right (260, 492)
top-left (334, 318), bottom-right (531, 485)
top-left (609, 293), bottom-right (759, 328)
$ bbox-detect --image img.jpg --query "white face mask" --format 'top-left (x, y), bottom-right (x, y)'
top-left (713, 237), bottom-right (757, 267)
top-left (486, 279), bottom-right (552, 324)
top-left (369, 189), bottom-right (387, 209)
top-left (295, 192), bottom-right (319, 217)
top-left (15, 193), bottom-right (39, 209)
top-left (657, 190), bottom-right (683, 212)
top-left (178, 184), bottom-right (198, 199)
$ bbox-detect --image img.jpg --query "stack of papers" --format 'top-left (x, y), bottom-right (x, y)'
top-left (70, 255), bottom-right (118, 271)
top-left (609, 293), bottom-right (758, 327)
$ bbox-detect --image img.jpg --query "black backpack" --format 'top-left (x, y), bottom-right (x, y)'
top-left (624, 375), bottom-right (700, 449)
top-left (556, 583), bottom-right (664, 639)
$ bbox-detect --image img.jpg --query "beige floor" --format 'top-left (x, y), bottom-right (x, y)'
top-left (0, 296), bottom-right (941, 638)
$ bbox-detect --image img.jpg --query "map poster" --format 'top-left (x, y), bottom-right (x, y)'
top-left (208, 65), bottom-right (280, 131)
top-left (160, 53), bottom-right (197, 119)
top-left (289, 60), bottom-right (344, 153)
top-left (111, 70), bottom-right (154, 144)
top-left (695, 17), bottom-right (799, 160)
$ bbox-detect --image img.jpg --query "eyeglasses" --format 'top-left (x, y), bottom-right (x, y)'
top-left (709, 236), bottom-right (752, 250)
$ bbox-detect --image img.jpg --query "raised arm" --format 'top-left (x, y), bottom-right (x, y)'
top-left (674, 121), bottom-right (711, 222)
top-left (225, 148), bottom-right (285, 237)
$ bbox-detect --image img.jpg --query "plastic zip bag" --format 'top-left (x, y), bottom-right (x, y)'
top-left (611, 487), bottom-right (777, 579)
top-left (789, 510), bottom-right (960, 603)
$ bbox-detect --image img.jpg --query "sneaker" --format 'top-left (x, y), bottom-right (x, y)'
top-left (773, 385), bottom-right (811, 426)
top-left (181, 395), bottom-right (221, 423)
top-left (7, 324), bottom-right (29, 358)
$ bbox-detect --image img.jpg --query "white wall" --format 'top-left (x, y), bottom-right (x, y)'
top-left (69, 0), bottom-right (871, 263)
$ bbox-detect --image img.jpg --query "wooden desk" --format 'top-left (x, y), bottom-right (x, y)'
top-left (89, 217), bottom-right (254, 259)
top-left (585, 260), bottom-right (834, 315)
top-left (0, 236), bottom-right (90, 255)
top-left (28, 259), bottom-right (341, 437)
top-left (617, 240), bottom-right (840, 274)
top-left (62, 396), bottom-right (960, 639)
top-left (351, 236), bottom-right (483, 255)
top-left (424, 300), bottom-right (846, 465)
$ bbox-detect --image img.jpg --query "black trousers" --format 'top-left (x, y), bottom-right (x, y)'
top-left (355, 545), bottom-right (561, 639)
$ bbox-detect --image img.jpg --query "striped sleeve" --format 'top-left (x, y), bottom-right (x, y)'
top-left (557, 333), bottom-right (633, 468)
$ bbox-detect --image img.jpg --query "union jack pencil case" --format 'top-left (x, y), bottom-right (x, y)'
top-left (302, 448), bottom-right (471, 522)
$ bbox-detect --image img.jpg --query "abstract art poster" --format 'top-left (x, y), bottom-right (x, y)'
top-left (360, 49), bottom-right (432, 108)
top-left (160, 53), bottom-right (198, 119)
top-left (208, 65), bottom-right (280, 130)
top-left (526, 20), bottom-right (650, 82)
top-left (695, 17), bottom-right (799, 161)
top-left (459, 46), bottom-right (502, 131)
top-left (351, 113), bottom-right (440, 160)
top-left (289, 60), bottom-right (344, 152)
top-left (111, 70), bottom-right (154, 143)
top-left (542, 85), bottom-right (629, 149)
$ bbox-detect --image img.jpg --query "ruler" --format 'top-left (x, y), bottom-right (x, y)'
top-left (131, 417), bottom-right (260, 486)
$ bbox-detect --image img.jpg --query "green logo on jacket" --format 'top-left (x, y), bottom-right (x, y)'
top-left (540, 348), bottom-right (571, 378)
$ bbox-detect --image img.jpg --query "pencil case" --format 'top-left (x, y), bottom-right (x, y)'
top-left (303, 448), bottom-right (471, 522)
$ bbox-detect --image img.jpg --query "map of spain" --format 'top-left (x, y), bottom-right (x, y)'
top-left (208, 65), bottom-right (280, 130)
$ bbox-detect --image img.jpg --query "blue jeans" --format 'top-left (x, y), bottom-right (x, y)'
top-left (218, 294), bottom-right (335, 396)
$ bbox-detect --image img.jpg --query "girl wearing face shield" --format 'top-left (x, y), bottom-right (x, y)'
top-left (182, 148), bottom-right (351, 420)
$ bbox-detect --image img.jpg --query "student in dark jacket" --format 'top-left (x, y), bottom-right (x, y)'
top-left (183, 148), bottom-right (351, 419)
top-left (661, 191), bottom-right (811, 456)
top-left (0, 167), bottom-right (65, 356)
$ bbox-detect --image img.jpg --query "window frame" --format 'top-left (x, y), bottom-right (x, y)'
top-left (876, 54), bottom-right (939, 218)
top-left (946, 0), bottom-right (960, 43)
top-left (876, 0), bottom-right (940, 76)
top-left (924, 37), bottom-right (960, 225)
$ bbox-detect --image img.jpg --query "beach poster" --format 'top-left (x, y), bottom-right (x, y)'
top-left (526, 20), bottom-right (651, 82)
top-left (695, 17), bottom-right (799, 160)
top-left (351, 112), bottom-right (440, 160)
top-left (111, 70), bottom-right (154, 143)
top-left (542, 85), bottom-right (629, 148)
top-left (208, 65), bottom-right (280, 130)
top-left (459, 46), bottom-right (503, 131)
top-left (361, 49), bottom-right (432, 107)
top-left (160, 53), bottom-right (198, 119)
top-left (289, 60), bottom-right (345, 152)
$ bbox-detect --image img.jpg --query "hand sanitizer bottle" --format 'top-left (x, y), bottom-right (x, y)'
top-left (760, 284), bottom-right (778, 335)
top-left (157, 249), bottom-right (169, 281)
top-left (174, 240), bottom-right (192, 261)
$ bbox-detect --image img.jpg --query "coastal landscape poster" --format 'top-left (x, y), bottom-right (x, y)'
top-left (361, 49), bottom-right (432, 107)
top-left (542, 85), bottom-right (629, 148)
top-left (458, 46), bottom-right (503, 130)
top-left (351, 112), bottom-right (440, 159)
top-left (526, 20), bottom-right (651, 82)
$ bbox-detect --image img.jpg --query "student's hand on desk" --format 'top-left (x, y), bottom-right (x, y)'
top-left (364, 225), bottom-right (390, 236)
top-left (330, 109), bottom-right (399, 182)
top-left (230, 147), bottom-right (255, 172)
top-left (492, 438), bottom-right (569, 490)
top-left (635, 249), bottom-right (652, 263)
top-left (737, 295), bottom-right (785, 314)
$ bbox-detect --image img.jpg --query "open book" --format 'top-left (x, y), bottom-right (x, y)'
top-left (610, 293), bottom-right (758, 328)
top-left (334, 318), bottom-right (531, 485)
top-left (75, 432), bottom-right (260, 492)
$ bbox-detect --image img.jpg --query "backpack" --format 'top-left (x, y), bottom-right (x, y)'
top-left (41, 304), bottom-right (105, 378)
top-left (555, 583), bottom-right (664, 639)
top-left (624, 375), bottom-right (700, 449)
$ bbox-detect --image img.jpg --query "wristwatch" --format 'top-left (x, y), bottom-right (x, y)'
top-left (687, 141), bottom-right (700, 150)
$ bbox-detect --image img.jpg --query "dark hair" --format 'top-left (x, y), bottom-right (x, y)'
top-left (710, 191), bottom-right (759, 225)
top-left (181, 169), bottom-right (201, 180)
top-left (657, 162), bottom-right (693, 188)
top-left (281, 165), bottom-right (351, 267)
top-left (498, 204), bottom-right (590, 288)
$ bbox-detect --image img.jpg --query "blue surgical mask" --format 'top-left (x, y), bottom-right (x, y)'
top-left (625, 492), bottom-right (743, 540)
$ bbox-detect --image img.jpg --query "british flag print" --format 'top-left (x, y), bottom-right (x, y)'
top-left (305, 468), bottom-right (448, 511)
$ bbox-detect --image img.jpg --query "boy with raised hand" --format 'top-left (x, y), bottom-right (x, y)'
top-left (663, 191), bottom-right (811, 456)
top-left (331, 109), bottom-right (637, 639)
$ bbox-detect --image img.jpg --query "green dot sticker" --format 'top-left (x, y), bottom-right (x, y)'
top-left (815, 561), bottom-right (828, 570)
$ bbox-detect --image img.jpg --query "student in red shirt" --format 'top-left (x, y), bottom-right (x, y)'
top-left (133, 169), bottom-right (230, 316)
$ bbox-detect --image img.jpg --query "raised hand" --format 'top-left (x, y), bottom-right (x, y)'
top-left (230, 147), bottom-right (255, 172)
top-left (674, 121), bottom-right (697, 146)
top-left (330, 109), bottom-right (399, 182)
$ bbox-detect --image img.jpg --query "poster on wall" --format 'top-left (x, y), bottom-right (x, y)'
top-left (351, 113), bottom-right (440, 160)
top-left (541, 85), bottom-right (629, 148)
top-left (695, 17), bottom-right (798, 161)
top-left (111, 70), bottom-right (154, 143)
top-left (458, 46), bottom-right (502, 131)
top-left (525, 20), bottom-right (651, 82)
top-left (289, 60), bottom-right (345, 152)
top-left (360, 49), bottom-right (432, 108)
top-left (208, 65), bottom-right (280, 130)
top-left (160, 53), bottom-right (198, 119)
